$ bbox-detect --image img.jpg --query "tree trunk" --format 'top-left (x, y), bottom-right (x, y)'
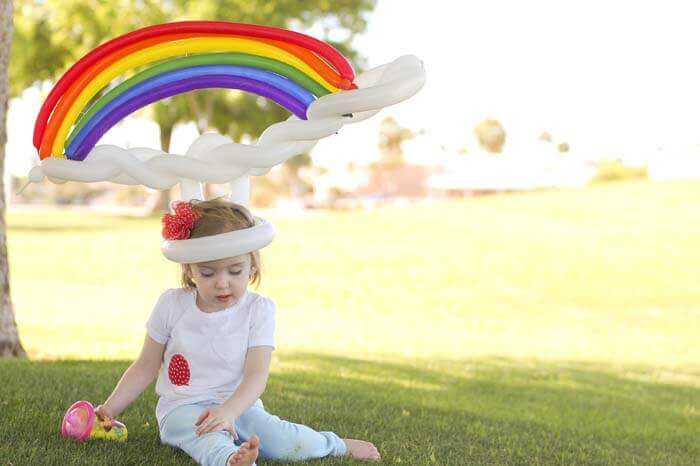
top-left (145, 123), bottom-right (174, 214)
top-left (183, 94), bottom-right (213, 199)
top-left (0, 0), bottom-right (26, 358)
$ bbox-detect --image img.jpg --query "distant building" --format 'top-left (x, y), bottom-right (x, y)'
top-left (427, 146), bottom-right (597, 197)
top-left (312, 164), bottom-right (370, 206)
top-left (359, 164), bottom-right (433, 198)
top-left (311, 161), bottom-right (434, 207)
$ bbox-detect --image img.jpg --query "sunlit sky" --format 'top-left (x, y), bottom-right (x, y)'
top-left (6, 0), bottom-right (700, 175)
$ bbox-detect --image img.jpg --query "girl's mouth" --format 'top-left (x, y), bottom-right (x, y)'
top-left (216, 294), bottom-right (232, 302)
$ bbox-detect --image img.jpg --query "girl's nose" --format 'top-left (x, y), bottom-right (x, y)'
top-left (215, 275), bottom-right (229, 288)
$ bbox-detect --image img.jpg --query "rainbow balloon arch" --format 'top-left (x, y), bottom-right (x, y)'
top-left (24, 21), bottom-right (426, 203)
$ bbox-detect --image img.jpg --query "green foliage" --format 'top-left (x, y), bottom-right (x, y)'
top-left (11, 0), bottom-right (375, 135)
top-left (8, 13), bottom-right (66, 97)
top-left (593, 159), bottom-right (648, 183)
top-left (7, 180), bottom-right (700, 362)
top-left (4, 180), bottom-right (700, 463)
top-left (11, 0), bottom-right (167, 97)
top-left (0, 355), bottom-right (698, 464)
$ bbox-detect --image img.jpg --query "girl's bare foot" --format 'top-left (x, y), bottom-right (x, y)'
top-left (227, 434), bottom-right (260, 466)
top-left (344, 439), bottom-right (381, 462)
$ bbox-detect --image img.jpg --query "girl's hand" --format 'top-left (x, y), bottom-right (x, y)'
top-left (94, 404), bottom-right (115, 431)
top-left (195, 405), bottom-right (238, 438)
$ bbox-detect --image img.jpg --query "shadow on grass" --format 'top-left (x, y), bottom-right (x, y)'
top-left (0, 354), bottom-right (698, 465)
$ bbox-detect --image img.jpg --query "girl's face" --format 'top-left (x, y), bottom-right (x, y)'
top-left (187, 254), bottom-right (254, 313)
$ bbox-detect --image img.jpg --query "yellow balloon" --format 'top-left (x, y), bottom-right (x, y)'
top-left (52, 37), bottom-right (340, 156)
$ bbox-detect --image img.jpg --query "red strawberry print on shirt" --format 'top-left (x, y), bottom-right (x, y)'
top-left (168, 354), bottom-right (191, 386)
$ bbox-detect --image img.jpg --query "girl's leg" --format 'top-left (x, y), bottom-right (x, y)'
top-left (235, 401), bottom-right (347, 461)
top-left (160, 402), bottom-right (254, 466)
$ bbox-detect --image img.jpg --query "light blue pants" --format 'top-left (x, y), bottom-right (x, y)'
top-left (159, 399), bottom-right (347, 466)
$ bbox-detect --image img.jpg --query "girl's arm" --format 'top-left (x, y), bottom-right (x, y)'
top-left (99, 335), bottom-right (165, 419)
top-left (222, 346), bottom-right (273, 417)
top-left (194, 347), bottom-right (271, 436)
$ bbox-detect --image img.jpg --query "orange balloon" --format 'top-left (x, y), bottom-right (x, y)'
top-left (257, 38), bottom-right (353, 90)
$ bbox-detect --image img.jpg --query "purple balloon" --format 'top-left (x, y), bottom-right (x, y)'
top-left (71, 76), bottom-right (308, 161)
top-left (66, 65), bottom-right (316, 156)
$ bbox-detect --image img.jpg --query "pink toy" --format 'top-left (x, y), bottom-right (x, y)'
top-left (61, 400), bottom-right (128, 442)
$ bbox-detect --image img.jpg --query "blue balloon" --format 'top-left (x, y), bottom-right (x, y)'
top-left (68, 75), bottom-right (309, 160)
top-left (67, 65), bottom-right (316, 158)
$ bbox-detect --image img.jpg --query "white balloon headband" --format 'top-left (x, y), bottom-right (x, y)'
top-left (161, 200), bottom-right (275, 263)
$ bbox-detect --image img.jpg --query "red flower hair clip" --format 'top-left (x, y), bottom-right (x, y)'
top-left (162, 202), bottom-right (203, 240)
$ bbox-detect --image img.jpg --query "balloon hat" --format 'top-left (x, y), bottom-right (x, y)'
top-left (23, 21), bottom-right (426, 262)
top-left (160, 191), bottom-right (276, 264)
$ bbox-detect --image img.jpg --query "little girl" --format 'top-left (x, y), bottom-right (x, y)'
top-left (95, 198), bottom-right (381, 466)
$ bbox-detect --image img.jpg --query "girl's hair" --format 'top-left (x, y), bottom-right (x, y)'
top-left (180, 197), bottom-right (261, 290)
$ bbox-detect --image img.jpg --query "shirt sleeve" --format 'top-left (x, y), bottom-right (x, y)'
top-left (248, 296), bottom-right (276, 349)
top-left (146, 290), bottom-right (175, 345)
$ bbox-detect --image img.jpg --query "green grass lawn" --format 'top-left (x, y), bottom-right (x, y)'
top-left (1, 179), bottom-right (699, 464)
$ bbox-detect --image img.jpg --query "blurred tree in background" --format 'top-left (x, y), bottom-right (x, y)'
top-left (593, 159), bottom-right (648, 183)
top-left (377, 116), bottom-right (413, 167)
top-left (11, 0), bottom-right (376, 211)
top-left (474, 118), bottom-right (506, 154)
top-left (539, 131), bottom-right (570, 154)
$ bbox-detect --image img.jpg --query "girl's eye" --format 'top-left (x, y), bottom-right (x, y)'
top-left (198, 270), bottom-right (240, 277)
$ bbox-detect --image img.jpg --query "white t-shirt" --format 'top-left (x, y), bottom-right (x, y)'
top-left (145, 288), bottom-right (275, 427)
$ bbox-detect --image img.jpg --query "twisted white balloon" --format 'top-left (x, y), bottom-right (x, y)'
top-left (23, 55), bottom-right (426, 198)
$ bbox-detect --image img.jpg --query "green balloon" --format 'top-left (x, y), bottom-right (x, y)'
top-left (67, 53), bottom-right (330, 146)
